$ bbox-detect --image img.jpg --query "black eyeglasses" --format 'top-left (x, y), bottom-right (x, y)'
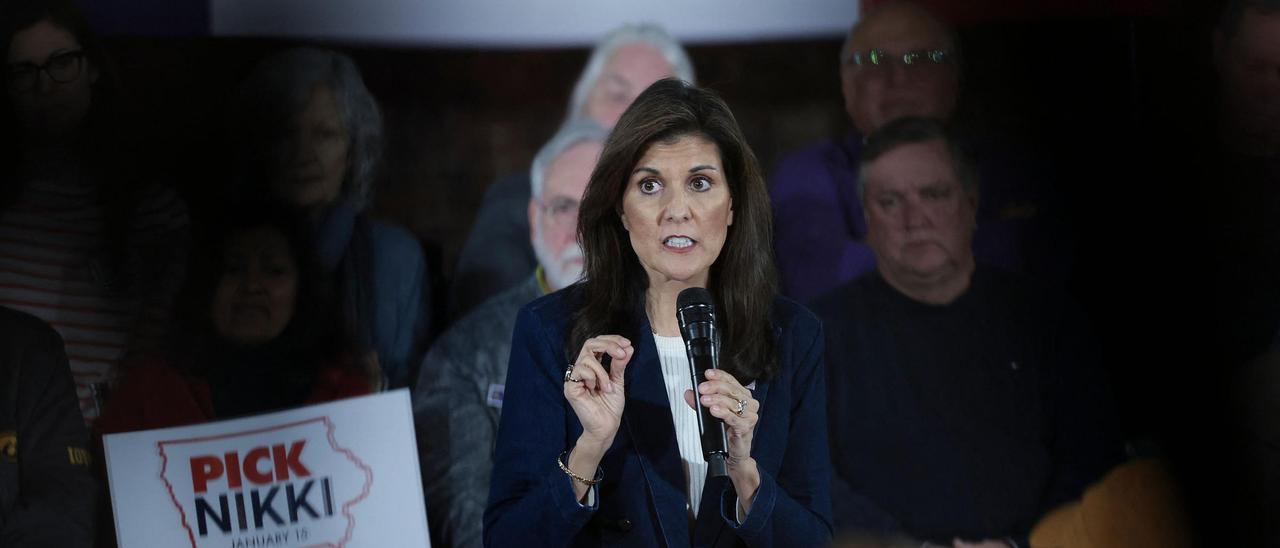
top-left (6, 50), bottom-right (87, 92)
top-left (843, 48), bottom-right (952, 68)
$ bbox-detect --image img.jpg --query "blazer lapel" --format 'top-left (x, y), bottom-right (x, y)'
top-left (743, 325), bottom-right (781, 415)
top-left (622, 317), bottom-right (692, 547)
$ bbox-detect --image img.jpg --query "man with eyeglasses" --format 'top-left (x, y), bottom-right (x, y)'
top-left (770, 1), bottom-right (1044, 304)
top-left (411, 120), bottom-right (607, 548)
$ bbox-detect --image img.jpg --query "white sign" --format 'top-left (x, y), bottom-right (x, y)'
top-left (104, 390), bottom-right (429, 548)
top-left (211, 0), bottom-right (859, 47)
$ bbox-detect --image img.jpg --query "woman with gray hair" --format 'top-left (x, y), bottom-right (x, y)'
top-left (450, 23), bottom-right (695, 318)
top-left (229, 47), bottom-right (431, 389)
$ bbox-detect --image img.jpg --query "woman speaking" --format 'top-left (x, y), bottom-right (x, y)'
top-left (485, 79), bottom-right (831, 547)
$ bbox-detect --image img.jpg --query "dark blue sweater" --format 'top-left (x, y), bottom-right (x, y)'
top-left (812, 267), bottom-right (1121, 546)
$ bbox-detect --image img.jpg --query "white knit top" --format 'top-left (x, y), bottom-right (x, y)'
top-left (652, 333), bottom-right (708, 517)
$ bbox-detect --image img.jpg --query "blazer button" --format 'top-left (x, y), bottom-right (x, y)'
top-left (617, 518), bottom-right (632, 531)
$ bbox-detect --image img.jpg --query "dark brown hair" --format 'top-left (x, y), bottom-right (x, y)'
top-left (170, 202), bottom-right (360, 382)
top-left (570, 78), bottom-right (779, 383)
top-left (856, 116), bottom-right (979, 203)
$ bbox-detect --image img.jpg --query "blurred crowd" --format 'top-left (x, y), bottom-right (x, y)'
top-left (0, 0), bottom-right (1277, 546)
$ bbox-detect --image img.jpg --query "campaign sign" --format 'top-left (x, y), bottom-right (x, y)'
top-left (104, 390), bottom-right (429, 548)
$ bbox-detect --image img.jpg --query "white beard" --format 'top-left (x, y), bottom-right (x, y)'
top-left (532, 231), bottom-right (584, 291)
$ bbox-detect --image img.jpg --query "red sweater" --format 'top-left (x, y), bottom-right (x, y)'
top-left (95, 356), bottom-right (371, 436)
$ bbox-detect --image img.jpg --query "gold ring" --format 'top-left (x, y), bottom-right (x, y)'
top-left (734, 398), bottom-right (746, 416)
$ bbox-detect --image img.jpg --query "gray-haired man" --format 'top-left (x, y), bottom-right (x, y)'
top-left (414, 120), bottom-right (608, 548)
top-left (449, 24), bottom-right (695, 317)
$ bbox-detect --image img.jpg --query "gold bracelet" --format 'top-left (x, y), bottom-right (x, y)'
top-left (557, 450), bottom-right (603, 486)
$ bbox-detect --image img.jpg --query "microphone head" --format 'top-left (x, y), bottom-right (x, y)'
top-left (676, 287), bottom-right (716, 342)
top-left (677, 287), bottom-right (714, 311)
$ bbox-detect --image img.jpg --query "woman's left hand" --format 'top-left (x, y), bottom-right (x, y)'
top-left (684, 369), bottom-right (761, 512)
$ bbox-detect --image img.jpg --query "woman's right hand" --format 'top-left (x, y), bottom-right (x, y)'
top-left (564, 335), bottom-right (634, 452)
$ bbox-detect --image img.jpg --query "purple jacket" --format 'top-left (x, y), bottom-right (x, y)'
top-left (769, 132), bottom-right (1036, 303)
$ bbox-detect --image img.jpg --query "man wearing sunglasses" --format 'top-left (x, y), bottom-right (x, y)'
top-left (770, 1), bottom-right (1045, 305)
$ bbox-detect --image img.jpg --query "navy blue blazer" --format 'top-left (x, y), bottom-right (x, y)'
top-left (484, 290), bottom-right (832, 547)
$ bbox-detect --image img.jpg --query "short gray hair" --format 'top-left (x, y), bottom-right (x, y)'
top-left (231, 47), bottom-right (383, 211)
top-left (530, 118), bottom-right (609, 199)
top-left (567, 24), bottom-right (696, 121)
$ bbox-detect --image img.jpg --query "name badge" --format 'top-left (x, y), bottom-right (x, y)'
top-left (486, 384), bottom-right (505, 409)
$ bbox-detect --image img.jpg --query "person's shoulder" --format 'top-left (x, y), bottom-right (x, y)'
top-left (775, 133), bottom-right (856, 168)
top-left (116, 354), bottom-right (194, 395)
top-left (772, 132), bottom-right (858, 178)
top-left (442, 276), bottom-right (540, 342)
top-left (488, 275), bottom-right (544, 309)
top-left (503, 285), bottom-right (577, 359)
top-left (973, 265), bottom-right (1062, 305)
top-left (0, 306), bottom-right (59, 343)
top-left (807, 273), bottom-right (877, 319)
top-left (363, 216), bottom-right (423, 256)
top-left (481, 173), bottom-right (532, 205)
top-left (767, 296), bottom-right (828, 384)
top-left (129, 183), bottom-right (190, 232)
top-left (521, 284), bottom-right (576, 325)
top-left (771, 295), bottom-right (821, 335)
top-left (361, 217), bottom-right (428, 282)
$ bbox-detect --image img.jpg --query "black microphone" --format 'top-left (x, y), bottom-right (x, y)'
top-left (676, 287), bottom-right (729, 478)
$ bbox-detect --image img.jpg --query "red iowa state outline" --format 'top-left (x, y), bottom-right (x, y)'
top-left (155, 416), bottom-right (375, 548)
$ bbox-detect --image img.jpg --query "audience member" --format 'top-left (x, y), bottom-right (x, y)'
top-left (811, 118), bottom-right (1120, 547)
top-left (1215, 0), bottom-right (1280, 159)
top-left (229, 47), bottom-right (431, 388)
top-left (1205, 0), bottom-right (1280, 365)
top-left (96, 204), bottom-right (371, 434)
top-left (770, 1), bottom-right (1053, 303)
top-left (0, 306), bottom-right (96, 546)
top-left (414, 119), bottom-right (608, 548)
top-left (449, 24), bottom-right (694, 317)
top-left (0, 0), bottom-right (189, 422)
